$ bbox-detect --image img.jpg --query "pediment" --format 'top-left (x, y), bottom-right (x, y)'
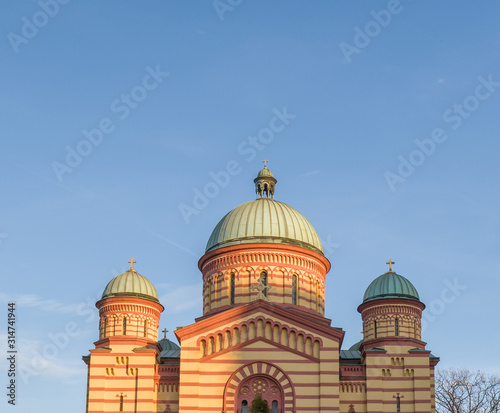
top-left (179, 305), bottom-right (344, 363)
top-left (176, 299), bottom-right (344, 344)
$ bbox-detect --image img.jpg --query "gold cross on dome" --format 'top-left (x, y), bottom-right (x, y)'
top-left (162, 328), bottom-right (169, 339)
top-left (386, 259), bottom-right (395, 272)
top-left (262, 158), bottom-right (269, 168)
top-left (128, 257), bottom-right (137, 272)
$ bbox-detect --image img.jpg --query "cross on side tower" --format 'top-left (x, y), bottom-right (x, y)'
top-left (162, 328), bottom-right (169, 339)
top-left (128, 257), bottom-right (137, 272)
top-left (262, 158), bottom-right (269, 168)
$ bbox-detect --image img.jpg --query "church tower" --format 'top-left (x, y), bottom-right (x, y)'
top-left (83, 259), bottom-right (164, 413)
top-left (338, 261), bottom-right (439, 413)
top-left (176, 164), bottom-right (345, 413)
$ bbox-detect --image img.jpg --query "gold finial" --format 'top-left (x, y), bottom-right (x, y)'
top-left (128, 257), bottom-right (137, 272)
top-left (162, 328), bottom-right (169, 339)
top-left (262, 158), bottom-right (269, 169)
top-left (386, 259), bottom-right (395, 272)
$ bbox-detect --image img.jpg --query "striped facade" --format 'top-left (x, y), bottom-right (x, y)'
top-left (83, 241), bottom-right (439, 413)
top-left (83, 168), bottom-right (439, 412)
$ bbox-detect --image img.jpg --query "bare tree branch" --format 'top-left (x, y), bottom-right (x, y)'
top-left (436, 368), bottom-right (500, 413)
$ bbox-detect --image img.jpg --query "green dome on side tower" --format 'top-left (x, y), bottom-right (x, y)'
top-left (363, 271), bottom-right (420, 303)
top-left (101, 261), bottom-right (159, 303)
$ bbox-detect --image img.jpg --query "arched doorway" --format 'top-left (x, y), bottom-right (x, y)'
top-left (223, 361), bottom-right (295, 413)
top-left (236, 375), bottom-right (283, 413)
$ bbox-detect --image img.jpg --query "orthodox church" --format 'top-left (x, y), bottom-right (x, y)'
top-left (83, 163), bottom-right (439, 413)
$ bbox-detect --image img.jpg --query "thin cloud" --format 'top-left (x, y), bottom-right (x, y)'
top-left (0, 293), bottom-right (78, 314)
top-left (158, 283), bottom-right (202, 313)
top-left (300, 169), bottom-right (321, 178)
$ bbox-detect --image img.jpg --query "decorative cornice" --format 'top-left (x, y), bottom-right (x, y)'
top-left (198, 243), bottom-right (331, 275)
top-left (361, 337), bottom-right (427, 351)
top-left (96, 296), bottom-right (164, 314)
top-left (93, 336), bottom-right (160, 350)
top-left (357, 297), bottom-right (425, 314)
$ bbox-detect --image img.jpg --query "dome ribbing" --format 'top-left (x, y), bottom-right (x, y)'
top-left (363, 272), bottom-right (420, 303)
top-left (205, 198), bottom-right (323, 254)
top-left (102, 270), bottom-right (159, 303)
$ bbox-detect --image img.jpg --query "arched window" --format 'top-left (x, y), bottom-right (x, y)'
top-left (144, 320), bottom-right (148, 337)
top-left (374, 320), bottom-right (378, 338)
top-left (272, 400), bottom-right (278, 413)
top-left (261, 272), bottom-right (268, 297)
top-left (395, 318), bottom-right (399, 336)
top-left (216, 274), bottom-right (223, 305)
top-left (207, 282), bottom-right (211, 312)
top-left (248, 271), bottom-right (252, 301)
top-left (292, 275), bottom-right (298, 305)
top-left (241, 400), bottom-right (248, 413)
top-left (230, 273), bottom-right (235, 305)
top-left (316, 280), bottom-right (320, 311)
top-left (396, 396), bottom-right (401, 412)
top-left (122, 318), bottom-right (127, 335)
top-left (119, 395), bottom-right (124, 411)
top-left (103, 318), bottom-right (107, 338)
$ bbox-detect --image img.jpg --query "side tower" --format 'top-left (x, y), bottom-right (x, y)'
top-left (83, 260), bottom-right (164, 413)
top-left (341, 262), bottom-right (439, 413)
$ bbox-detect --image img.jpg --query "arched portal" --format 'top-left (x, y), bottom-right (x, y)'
top-left (237, 375), bottom-right (283, 413)
top-left (223, 362), bottom-right (295, 413)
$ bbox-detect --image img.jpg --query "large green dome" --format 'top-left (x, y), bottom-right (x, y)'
top-left (363, 272), bottom-right (420, 303)
top-left (102, 270), bottom-right (159, 303)
top-left (205, 198), bottom-right (323, 254)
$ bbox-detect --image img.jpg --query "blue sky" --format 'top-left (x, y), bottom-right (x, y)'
top-left (1, 1), bottom-right (500, 411)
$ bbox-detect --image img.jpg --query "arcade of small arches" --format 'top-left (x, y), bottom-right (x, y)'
top-left (340, 382), bottom-right (366, 393)
top-left (157, 382), bottom-right (179, 393)
top-left (361, 302), bottom-right (423, 318)
top-left (197, 316), bottom-right (322, 359)
top-left (201, 250), bottom-right (326, 275)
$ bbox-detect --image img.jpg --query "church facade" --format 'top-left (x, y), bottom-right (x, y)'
top-left (83, 165), bottom-right (439, 413)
